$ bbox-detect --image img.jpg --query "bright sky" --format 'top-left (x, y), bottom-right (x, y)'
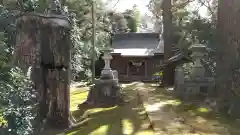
top-left (104, 0), bottom-right (208, 17)
top-left (105, 0), bottom-right (150, 14)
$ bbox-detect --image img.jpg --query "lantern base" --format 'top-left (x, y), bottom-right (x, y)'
top-left (79, 70), bottom-right (124, 108)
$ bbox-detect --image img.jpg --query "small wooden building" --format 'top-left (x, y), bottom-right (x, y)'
top-left (110, 33), bottom-right (177, 82)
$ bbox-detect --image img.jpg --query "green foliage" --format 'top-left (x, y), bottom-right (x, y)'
top-left (67, 0), bottom-right (110, 81)
top-left (21, 0), bottom-right (39, 11)
top-left (132, 5), bottom-right (140, 30)
top-left (0, 3), bottom-right (35, 135)
top-left (110, 6), bottom-right (140, 33)
top-left (0, 32), bottom-right (7, 67)
top-left (0, 5), bottom-right (17, 57)
top-left (122, 5), bottom-right (140, 32)
top-left (123, 10), bottom-right (137, 32)
top-left (110, 11), bottom-right (129, 32)
top-left (153, 71), bottom-right (163, 77)
top-left (148, 0), bottom-right (217, 78)
top-left (153, 71), bottom-right (163, 82)
top-left (70, 16), bottom-right (92, 80)
top-left (0, 67), bottom-right (36, 135)
top-left (0, 9), bottom-right (36, 134)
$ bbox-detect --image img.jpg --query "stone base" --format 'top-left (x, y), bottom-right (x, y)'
top-left (79, 70), bottom-right (124, 108)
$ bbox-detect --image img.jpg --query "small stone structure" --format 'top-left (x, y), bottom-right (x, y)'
top-left (101, 48), bottom-right (118, 82)
top-left (175, 44), bottom-right (215, 99)
top-left (80, 48), bottom-right (123, 107)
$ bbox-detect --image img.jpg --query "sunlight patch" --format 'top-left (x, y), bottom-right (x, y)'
top-left (70, 91), bottom-right (89, 111)
top-left (89, 125), bottom-right (109, 135)
top-left (166, 87), bottom-right (174, 91)
top-left (121, 82), bottom-right (139, 88)
top-left (196, 116), bottom-right (207, 124)
top-left (71, 87), bottom-right (89, 92)
top-left (166, 100), bottom-right (181, 106)
top-left (145, 100), bottom-right (181, 112)
top-left (87, 106), bottom-right (117, 114)
top-left (135, 130), bottom-right (154, 135)
top-left (122, 119), bottom-right (134, 135)
top-left (150, 83), bottom-right (159, 87)
top-left (67, 125), bottom-right (109, 135)
top-left (197, 107), bottom-right (209, 113)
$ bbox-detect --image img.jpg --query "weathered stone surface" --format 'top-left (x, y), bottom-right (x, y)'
top-left (174, 43), bottom-right (215, 100)
top-left (79, 48), bottom-right (123, 107)
top-left (14, 12), bottom-right (71, 129)
top-left (83, 77), bottom-right (122, 106)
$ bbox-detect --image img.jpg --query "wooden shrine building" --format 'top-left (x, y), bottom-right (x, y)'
top-left (110, 33), bottom-right (178, 82)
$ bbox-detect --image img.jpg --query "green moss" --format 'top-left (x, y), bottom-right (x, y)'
top-left (0, 111), bottom-right (7, 126)
top-left (42, 85), bottom-right (153, 135)
top-left (65, 86), bottom-right (154, 135)
top-left (197, 107), bottom-right (209, 113)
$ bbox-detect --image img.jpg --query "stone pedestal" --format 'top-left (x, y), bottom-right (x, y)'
top-left (174, 65), bottom-right (185, 96)
top-left (79, 48), bottom-right (123, 107)
top-left (186, 44), bottom-right (207, 95)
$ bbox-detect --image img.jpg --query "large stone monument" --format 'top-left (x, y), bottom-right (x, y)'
top-left (79, 48), bottom-right (123, 107)
top-left (14, 1), bottom-right (71, 129)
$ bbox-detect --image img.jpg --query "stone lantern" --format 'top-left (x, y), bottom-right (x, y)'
top-left (188, 43), bottom-right (207, 78)
top-left (101, 48), bottom-right (113, 72)
top-left (78, 47), bottom-right (122, 107)
top-left (100, 47), bottom-right (118, 80)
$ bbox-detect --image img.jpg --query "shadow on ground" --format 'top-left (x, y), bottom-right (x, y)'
top-left (42, 83), bottom-right (154, 135)
top-left (139, 83), bottom-right (240, 135)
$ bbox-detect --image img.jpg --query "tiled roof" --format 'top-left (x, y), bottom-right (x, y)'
top-left (111, 33), bottom-right (164, 56)
top-left (111, 32), bottom-right (180, 56)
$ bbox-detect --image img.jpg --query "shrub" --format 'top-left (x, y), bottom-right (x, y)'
top-left (0, 67), bottom-right (37, 135)
top-left (0, 31), bottom-right (36, 135)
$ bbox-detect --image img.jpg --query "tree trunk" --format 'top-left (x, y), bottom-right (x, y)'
top-left (14, 13), bottom-right (71, 129)
top-left (162, 0), bottom-right (174, 86)
top-left (216, 0), bottom-right (240, 113)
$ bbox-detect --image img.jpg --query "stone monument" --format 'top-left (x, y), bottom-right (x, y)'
top-left (175, 43), bottom-right (215, 100)
top-left (174, 65), bottom-right (185, 95)
top-left (14, 1), bottom-right (71, 129)
top-left (79, 48), bottom-right (123, 107)
top-left (100, 48), bottom-right (118, 81)
top-left (188, 43), bottom-right (207, 78)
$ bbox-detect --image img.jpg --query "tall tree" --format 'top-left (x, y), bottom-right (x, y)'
top-left (216, 0), bottom-right (240, 113)
top-left (109, 11), bottom-right (129, 33)
top-left (162, 0), bottom-right (174, 86)
top-left (122, 9), bottom-right (138, 32)
top-left (66, 0), bottom-right (110, 80)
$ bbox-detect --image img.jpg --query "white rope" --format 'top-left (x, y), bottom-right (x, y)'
top-left (130, 60), bottom-right (143, 67)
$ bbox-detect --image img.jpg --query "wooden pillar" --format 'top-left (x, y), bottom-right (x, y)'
top-left (145, 61), bottom-right (147, 77)
top-left (127, 60), bottom-right (129, 77)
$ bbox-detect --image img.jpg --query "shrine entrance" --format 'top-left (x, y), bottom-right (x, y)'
top-left (128, 60), bottom-right (146, 76)
top-left (125, 59), bottom-right (147, 81)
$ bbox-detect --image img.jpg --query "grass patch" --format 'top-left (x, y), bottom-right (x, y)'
top-left (142, 83), bottom-right (240, 135)
top-left (43, 83), bottom-right (154, 135)
top-left (0, 105), bottom-right (7, 126)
